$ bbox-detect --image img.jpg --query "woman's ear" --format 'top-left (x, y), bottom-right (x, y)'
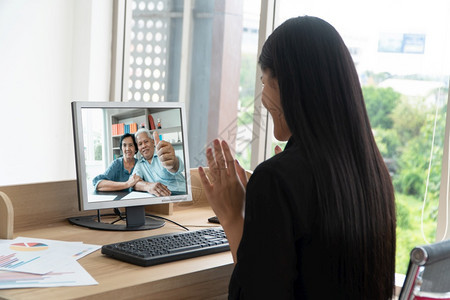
top-left (267, 76), bottom-right (279, 90)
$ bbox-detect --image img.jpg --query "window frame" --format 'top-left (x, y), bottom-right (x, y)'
top-left (437, 89), bottom-right (450, 241)
top-left (249, 0), bottom-right (275, 169)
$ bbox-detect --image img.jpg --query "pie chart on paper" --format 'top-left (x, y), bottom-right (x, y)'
top-left (9, 242), bottom-right (49, 252)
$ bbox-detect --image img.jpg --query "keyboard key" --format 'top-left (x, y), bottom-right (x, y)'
top-left (167, 245), bottom-right (202, 254)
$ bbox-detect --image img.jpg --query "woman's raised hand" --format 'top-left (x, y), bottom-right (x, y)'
top-left (198, 139), bottom-right (246, 263)
top-left (199, 140), bottom-right (246, 224)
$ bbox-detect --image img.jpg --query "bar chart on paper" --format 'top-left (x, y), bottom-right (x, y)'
top-left (0, 252), bottom-right (62, 274)
top-left (0, 237), bottom-right (100, 289)
top-left (0, 262), bottom-right (98, 289)
top-left (0, 253), bottom-right (40, 269)
top-left (0, 270), bottom-right (75, 287)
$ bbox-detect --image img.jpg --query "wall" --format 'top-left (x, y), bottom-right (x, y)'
top-left (0, 0), bottom-right (112, 186)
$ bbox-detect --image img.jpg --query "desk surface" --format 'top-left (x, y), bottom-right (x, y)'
top-left (0, 204), bottom-right (234, 300)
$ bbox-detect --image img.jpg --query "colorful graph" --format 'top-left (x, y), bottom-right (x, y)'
top-left (10, 242), bottom-right (49, 252)
top-left (0, 238), bottom-right (101, 287)
top-left (0, 270), bottom-right (74, 284)
top-left (0, 253), bottom-right (40, 269)
top-left (0, 263), bottom-right (97, 289)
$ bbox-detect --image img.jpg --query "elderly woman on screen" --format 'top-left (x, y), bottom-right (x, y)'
top-left (92, 133), bottom-right (141, 191)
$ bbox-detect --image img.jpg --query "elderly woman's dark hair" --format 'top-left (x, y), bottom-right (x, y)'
top-left (119, 133), bottom-right (138, 154)
top-left (259, 16), bottom-right (396, 299)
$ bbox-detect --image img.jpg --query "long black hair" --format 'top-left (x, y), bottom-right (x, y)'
top-left (259, 16), bottom-right (396, 299)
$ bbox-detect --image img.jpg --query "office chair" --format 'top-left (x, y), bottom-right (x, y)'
top-left (399, 239), bottom-right (450, 299)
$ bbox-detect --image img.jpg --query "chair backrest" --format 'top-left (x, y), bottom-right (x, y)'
top-left (0, 191), bottom-right (14, 239)
top-left (399, 239), bottom-right (450, 300)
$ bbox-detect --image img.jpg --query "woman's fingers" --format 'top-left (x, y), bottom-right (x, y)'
top-left (214, 139), bottom-right (227, 169)
top-left (206, 147), bottom-right (220, 184)
top-left (235, 159), bottom-right (248, 188)
top-left (222, 140), bottom-right (236, 175)
top-left (198, 166), bottom-right (213, 193)
top-left (204, 139), bottom-right (239, 185)
top-left (206, 147), bottom-right (216, 169)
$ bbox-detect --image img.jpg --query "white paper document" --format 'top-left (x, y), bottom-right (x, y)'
top-left (0, 260), bottom-right (97, 288)
top-left (0, 237), bottom-right (101, 289)
top-left (13, 237), bottom-right (100, 260)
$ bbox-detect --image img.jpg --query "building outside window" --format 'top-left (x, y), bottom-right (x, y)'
top-left (113, 0), bottom-right (246, 169)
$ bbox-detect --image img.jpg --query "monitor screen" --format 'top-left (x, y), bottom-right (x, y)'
top-left (71, 101), bottom-right (192, 231)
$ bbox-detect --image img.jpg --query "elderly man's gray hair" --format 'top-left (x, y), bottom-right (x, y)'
top-left (135, 128), bottom-right (154, 140)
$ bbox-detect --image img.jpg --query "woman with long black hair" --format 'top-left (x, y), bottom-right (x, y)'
top-left (199, 16), bottom-right (396, 299)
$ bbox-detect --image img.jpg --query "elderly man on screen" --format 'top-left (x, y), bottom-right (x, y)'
top-left (132, 128), bottom-right (186, 196)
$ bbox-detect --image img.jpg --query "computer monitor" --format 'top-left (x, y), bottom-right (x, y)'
top-left (70, 101), bottom-right (192, 231)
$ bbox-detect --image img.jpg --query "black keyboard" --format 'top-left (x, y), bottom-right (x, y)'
top-left (101, 227), bottom-right (229, 266)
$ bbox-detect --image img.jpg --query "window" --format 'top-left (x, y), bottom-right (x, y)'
top-left (235, 0), bottom-right (261, 170)
top-left (112, 0), bottom-right (247, 170)
top-left (126, 0), bottom-right (182, 102)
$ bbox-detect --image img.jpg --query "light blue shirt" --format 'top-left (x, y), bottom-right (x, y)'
top-left (92, 157), bottom-right (136, 191)
top-left (132, 155), bottom-right (186, 193)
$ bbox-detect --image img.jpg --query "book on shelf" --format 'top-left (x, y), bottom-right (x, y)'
top-left (112, 122), bottom-right (138, 136)
top-left (148, 115), bottom-right (156, 130)
top-left (111, 123), bottom-right (124, 136)
top-left (130, 123), bottom-right (138, 133)
top-left (112, 123), bottom-right (122, 136)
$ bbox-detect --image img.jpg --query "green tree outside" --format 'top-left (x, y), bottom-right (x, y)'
top-left (363, 82), bottom-right (446, 275)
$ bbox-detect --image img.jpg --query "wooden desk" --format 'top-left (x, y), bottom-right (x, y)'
top-left (0, 181), bottom-right (234, 300)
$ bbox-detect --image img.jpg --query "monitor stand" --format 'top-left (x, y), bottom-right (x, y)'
top-left (68, 206), bottom-right (165, 231)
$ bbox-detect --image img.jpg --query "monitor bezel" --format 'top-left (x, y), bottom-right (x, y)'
top-left (71, 101), bottom-right (192, 212)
